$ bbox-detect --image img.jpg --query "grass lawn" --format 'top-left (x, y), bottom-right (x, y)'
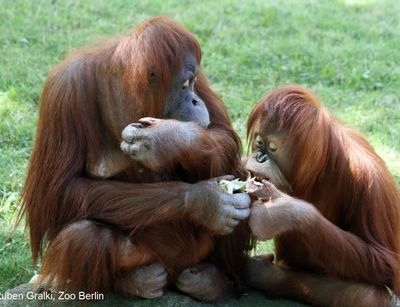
top-left (1, 0), bottom-right (399, 294)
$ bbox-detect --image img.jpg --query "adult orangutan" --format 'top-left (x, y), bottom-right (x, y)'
top-left (244, 85), bottom-right (400, 306)
top-left (21, 17), bottom-right (252, 302)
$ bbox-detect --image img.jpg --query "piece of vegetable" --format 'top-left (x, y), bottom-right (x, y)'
top-left (219, 177), bottom-right (263, 194)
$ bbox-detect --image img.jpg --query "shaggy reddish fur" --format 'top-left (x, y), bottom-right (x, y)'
top-left (247, 85), bottom-right (400, 304)
top-left (21, 17), bottom-right (251, 294)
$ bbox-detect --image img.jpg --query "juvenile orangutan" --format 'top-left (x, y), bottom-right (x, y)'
top-left (245, 85), bottom-right (400, 306)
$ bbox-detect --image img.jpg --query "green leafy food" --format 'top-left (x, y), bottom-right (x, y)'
top-left (219, 178), bottom-right (247, 193)
top-left (219, 177), bottom-right (263, 194)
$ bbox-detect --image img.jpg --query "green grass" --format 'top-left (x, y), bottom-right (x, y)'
top-left (1, 0), bottom-right (399, 293)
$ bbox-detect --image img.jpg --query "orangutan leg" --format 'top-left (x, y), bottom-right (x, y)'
top-left (245, 255), bottom-right (394, 307)
top-left (176, 262), bottom-right (233, 302)
top-left (39, 220), bottom-right (166, 297)
top-left (115, 237), bottom-right (168, 298)
top-left (115, 262), bottom-right (168, 299)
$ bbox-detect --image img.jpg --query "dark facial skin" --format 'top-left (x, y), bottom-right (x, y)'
top-left (163, 54), bottom-right (210, 128)
top-left (246, 120), bottom-right (293, 193)
top-left (88, 55), bottom-right (210, 179)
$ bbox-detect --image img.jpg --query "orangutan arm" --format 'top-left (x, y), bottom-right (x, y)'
top-left (249, 181), bottom-right (398, 289)
top-left (69, 177), bottom-right (250, 235)
top-left (120, 118), bottom-right (241, 175)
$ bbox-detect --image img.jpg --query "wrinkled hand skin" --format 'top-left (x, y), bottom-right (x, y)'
top-left (246, 179), bottom-right (270, 201)
top-left (177, 263), bottom-right (231, 302)
top-left (185, 176), bottom-right (251, 235)
top-left (249, 180), bottom-right (317, 240)
top-left (123, 262), bottom-right (168, 299)
top-left (120, 117), bottom-right (200, 170)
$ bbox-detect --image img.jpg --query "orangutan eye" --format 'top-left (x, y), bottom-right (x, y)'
top-left (268, 142), bottom-right (277, 152)
top-left (182, 79), bottom-right (190, 89)
top-left (255, 135), bottom-right (264, 148)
